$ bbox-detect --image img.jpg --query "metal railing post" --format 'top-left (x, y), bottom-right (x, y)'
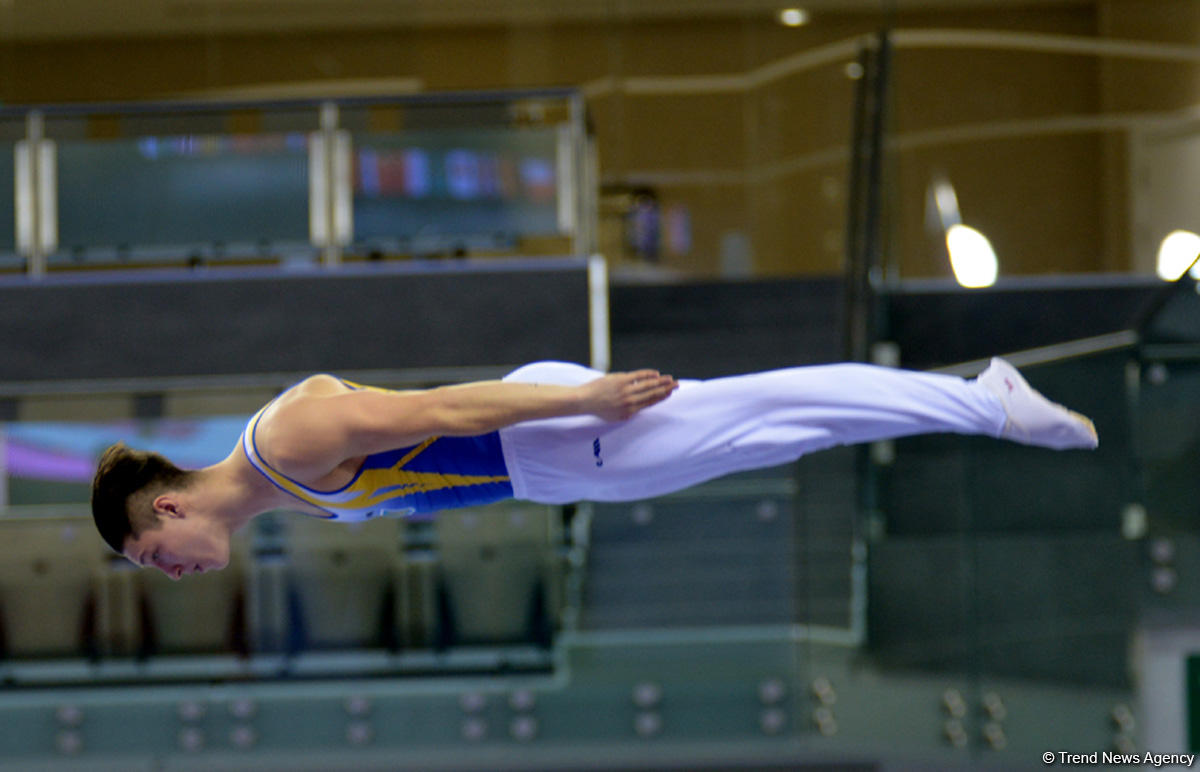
top-left (16, 110), bottom-right (53, 277)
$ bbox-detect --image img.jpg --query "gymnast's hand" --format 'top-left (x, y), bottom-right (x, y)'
top-left (580, 370), bottom-right (679, 421)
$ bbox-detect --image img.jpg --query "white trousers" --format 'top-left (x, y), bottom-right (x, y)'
top-left (497, 361), bottom-right (1008, 504)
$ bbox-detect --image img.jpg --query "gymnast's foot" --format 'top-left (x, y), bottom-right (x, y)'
top-left (976, 357), bottom-right (1099, 450)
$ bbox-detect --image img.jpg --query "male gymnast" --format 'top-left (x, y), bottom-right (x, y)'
top-left (91, 358), bottom-right (1098, 580)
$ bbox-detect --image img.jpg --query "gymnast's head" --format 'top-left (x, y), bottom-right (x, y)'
top-left (90, 443), bottom-right (231, 580)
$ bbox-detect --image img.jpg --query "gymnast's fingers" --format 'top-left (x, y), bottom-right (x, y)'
top-left (620, 369), bottom-right (660, 389)
top-left (629, 376), bottom-right (677, 408)
top-left (627, 373), bottom-right (673, 395)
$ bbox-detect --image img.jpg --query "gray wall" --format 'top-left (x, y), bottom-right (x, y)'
top-left (0, 260), bottom-right (592, 386)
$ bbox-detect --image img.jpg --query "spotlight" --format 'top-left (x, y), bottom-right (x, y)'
top-left (1155, 230), bottom-right (1200, 281)
top-left (946, 224), bottom-right (998, 288)
top-left (926, 175), bottom-right (999, 288)
top-left (778, 8), bottom-right (809, 27)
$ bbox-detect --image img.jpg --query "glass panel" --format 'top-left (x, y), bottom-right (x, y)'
top-left (52, 132), bottom-right (313, 265)
top-left (0, 142), bottom-right (15, 269)
top-left (583, 469), bottom-right (798, 630)
top-left (351, 127), bottom-right (563, 256)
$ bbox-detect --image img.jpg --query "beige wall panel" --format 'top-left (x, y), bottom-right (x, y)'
top-left (892, 49), bottom-right (1101, 132)
top-left (1096, 57), bottom-right (1200, 115)
top-left (587, 93), bottom-right (630, 176)
top-left (742, 18), bottom-right (874, 67)
top-left (414, 27), bottom-right (536, 90)
top-left (1100, 0), bottom-right (1200, 46)
top-left (614, 19), bottom-right (757, 77)
top-left (2, 38), bottom-right (208, 102)
top-left (754, 71), bottom-right (858, 161)
top-left (617, 94), bottom-right (746, 173)
top-left (411, 24), bottom-right (612, 90)
top-left (899, 5), bottom-right (1098, 35)
top-left (18, 395), bottom-right (133, 422)
top-left (753, 166), bottom-right (849, 276)
top-left (647, 184), bottom-right (747, 277)
top-left (891, 133), bottom-right (1104, 279)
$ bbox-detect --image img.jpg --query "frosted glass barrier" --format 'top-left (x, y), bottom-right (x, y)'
top-left (352, 127), bottom-right (563, 254)
top-left (0, 143), bottom-right (14, 267)
top-left (53, 133), bottom-right (312, 264)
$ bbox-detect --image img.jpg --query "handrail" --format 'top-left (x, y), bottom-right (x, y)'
top-left (931, 330), bottom-right (1140, 377)
top-left (892, 28), bottom-right (1200, 64)
top-left (0, 86), bottom-right (582, 121)
top-left (585, 28), bottom-right (1200, 101)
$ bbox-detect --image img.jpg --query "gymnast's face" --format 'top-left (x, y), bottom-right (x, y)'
top-left (123, 503), bottom-right (231, 580)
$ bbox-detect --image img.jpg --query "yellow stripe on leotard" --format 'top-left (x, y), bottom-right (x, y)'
top-left (241, 404), bottom-right (509, 519)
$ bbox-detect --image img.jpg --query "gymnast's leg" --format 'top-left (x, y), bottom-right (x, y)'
top-left (497, 359), bottom-right (1096, 504)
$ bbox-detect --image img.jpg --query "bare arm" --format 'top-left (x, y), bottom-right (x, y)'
top-left (262, 370), bottom-right (677, 479)
top-left (415, 371), bottom-right (679, 429)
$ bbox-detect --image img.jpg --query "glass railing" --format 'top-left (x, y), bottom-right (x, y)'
top-left (53, 132), bottom-right (313, 265)
top-left (0, 89), bottom-right (590, 275)
top-left (0, 142), bottom-right (14, 270)
top-left (349, 127), bottom-right (566, 258)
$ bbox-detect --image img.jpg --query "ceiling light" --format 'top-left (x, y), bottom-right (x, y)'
top-left (779, 8), bottom-right (809, 27)
top-left (946, 224), bottom-right (998, 289)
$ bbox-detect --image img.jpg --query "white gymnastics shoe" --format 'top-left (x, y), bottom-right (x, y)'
top-left (976, 357), bottom-right (1099, 450)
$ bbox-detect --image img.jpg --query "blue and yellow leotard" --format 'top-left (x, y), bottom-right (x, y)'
top-left (240, 379), bottom-right (514, 521)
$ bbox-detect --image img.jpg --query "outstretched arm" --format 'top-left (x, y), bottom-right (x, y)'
top-left (419, 370), bottom-right (678, 428)
top-left (262, 370), bottom-right (677, 479)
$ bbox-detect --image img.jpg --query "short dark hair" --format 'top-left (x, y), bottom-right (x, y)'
top-left (90, 443), bottom-right (192, 554)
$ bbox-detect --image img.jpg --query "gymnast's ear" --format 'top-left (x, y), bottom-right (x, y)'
top-left (152, 495), bottom-right (185, 518)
